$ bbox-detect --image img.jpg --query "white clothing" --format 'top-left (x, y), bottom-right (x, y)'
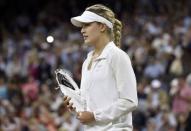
top-left (80, 41), bottom-right (138, 131)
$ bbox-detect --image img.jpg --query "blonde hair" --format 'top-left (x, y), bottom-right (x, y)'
top-left (86, 4), bottom-right (122, 47)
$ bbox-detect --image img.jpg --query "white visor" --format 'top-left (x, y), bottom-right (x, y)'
top-left (71, 11), bottom-right (113, 29)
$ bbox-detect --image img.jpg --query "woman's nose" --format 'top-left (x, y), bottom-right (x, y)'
top-left (81, 27), bottom-right (85, 34)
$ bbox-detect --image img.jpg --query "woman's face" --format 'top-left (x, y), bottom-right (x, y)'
top-left (81, 22), bottom-right (102, 46)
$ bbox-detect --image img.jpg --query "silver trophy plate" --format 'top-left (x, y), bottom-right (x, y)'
top-left (55, 68), bottom-right (84, 112)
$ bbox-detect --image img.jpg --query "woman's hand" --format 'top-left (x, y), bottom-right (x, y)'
top-left (63, 96), bottom-right (76, 112)
top-left (77, 111), bottom-right (95, 124)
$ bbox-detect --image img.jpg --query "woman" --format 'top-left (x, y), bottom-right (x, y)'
top-left (64, 4), bottom-right (138, 131)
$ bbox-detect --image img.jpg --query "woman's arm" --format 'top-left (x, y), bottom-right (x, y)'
top-left (76, 99), bottom-right (137, 124)
top-left (94, 98), bottom-right (137, 123)
top-left (93, 49), bottom-right (138, 123)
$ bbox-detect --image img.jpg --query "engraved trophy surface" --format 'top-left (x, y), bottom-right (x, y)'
top-left (55, 68), bottom-right (84, 112)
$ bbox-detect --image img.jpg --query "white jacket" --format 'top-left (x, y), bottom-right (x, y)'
top-left (80, 41), bottom-right (138, 131)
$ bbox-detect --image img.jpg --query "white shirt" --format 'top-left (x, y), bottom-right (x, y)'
top-left (80, 41), bottom-right (138, 131)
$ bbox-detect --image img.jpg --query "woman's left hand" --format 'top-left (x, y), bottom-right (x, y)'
top-left (77, 111), bottom-right (95, 124)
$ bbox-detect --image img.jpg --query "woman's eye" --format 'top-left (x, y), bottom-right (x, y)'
top-left (83, 23), bottom-right (92, 27)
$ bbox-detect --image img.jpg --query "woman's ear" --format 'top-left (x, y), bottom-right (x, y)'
top-left (99, 23), bottom-right (107, 33)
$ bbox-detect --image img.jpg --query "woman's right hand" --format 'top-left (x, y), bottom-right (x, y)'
top-left (63, 96), bottom-right (76, 112)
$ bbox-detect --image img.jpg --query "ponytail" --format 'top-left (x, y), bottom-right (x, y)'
top-left (113, 18), bottom-right (122, 48)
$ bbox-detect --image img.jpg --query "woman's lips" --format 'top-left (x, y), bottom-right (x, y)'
top-left (83, 36), bottom-right (88, 39)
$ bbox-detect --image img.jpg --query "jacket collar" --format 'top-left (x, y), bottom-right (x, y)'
top-left (87, 41), bottom-right (116, 61)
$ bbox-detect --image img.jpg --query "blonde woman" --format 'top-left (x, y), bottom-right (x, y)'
top-left (64, 4), bottom-right (138, 131)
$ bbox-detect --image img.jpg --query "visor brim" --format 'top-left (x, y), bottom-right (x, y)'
top-left (71, 16), bottom-right (94, 27)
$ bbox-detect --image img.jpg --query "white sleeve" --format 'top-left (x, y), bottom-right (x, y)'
top-left (94, 99), bottom-right (137, 122)
top-left (79, 60), bottom-right (88, 110)
top-left (93, 50), bottom-right (138, 122)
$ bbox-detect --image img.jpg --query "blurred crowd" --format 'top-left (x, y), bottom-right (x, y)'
top-left (0, 0), bottom-right (191, 131)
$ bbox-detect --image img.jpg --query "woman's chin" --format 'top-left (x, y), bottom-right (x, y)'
top-left (84, 40), bottom-right (91, 45)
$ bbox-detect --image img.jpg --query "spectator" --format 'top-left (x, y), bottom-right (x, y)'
top-left (172, 75), bottom-right (191, 114)
top-left (0, 76), bottom-right (8, 100)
